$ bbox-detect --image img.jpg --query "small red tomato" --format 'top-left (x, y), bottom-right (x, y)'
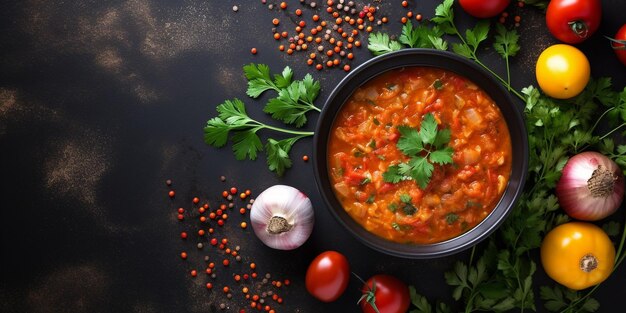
top-left (359, 275), bottom-right (410, 313)
top-left (459, 0), bottom-right (510, 19)
top-left (609, 24), bottom-right (626, 66)
top-left (546, 0), bottom-right (602, 44)
top-left (305, 251), bottom-right (350, 302)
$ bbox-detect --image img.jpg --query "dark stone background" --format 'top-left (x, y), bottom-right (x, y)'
top-left (1, 0), bottom-right (624, 312)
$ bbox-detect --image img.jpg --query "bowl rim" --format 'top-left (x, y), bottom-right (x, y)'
top-left (312, 48), bottom-right (529, 259)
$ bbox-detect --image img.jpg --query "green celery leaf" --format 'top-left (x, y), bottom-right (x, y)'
top-left (466, 20), bottom-right (490, 52)
top-left (243, 63), bottom-right (271, 81)
top-left (301, 74), bottom-right (321, 103)
top-left (247, 79), bottom-right (276, 98)
top-left (419, 113), bottom-right (438, 145)
top-left (409, 286), bottom-right (433, 313)
top-left (217, 99), bottom-right (252, 125)
top-left (452, 43), bottom-right (473, 59)
top-left (273, 66), bottom-right (293, 89)
top-left (430, 147), bottom-right (453, 165)
top-left (368, 32), bottom-right (403, 56)
top-left (493, 24), bottom-right (520, 59)
top-left (433, 128), bottom-right (451, 148)
top-left (231, 129), bottom-right (263, 160)
top-left (397, 126), bottom-right (423, 155)
top-left (383, 164), bottom-right (404, 183)
top-left (409, 156), bottom-right (434, 189)
top-left (265, 137), bottom-right (297, 176)
top-left (203, 117), bottom-right (231, 147)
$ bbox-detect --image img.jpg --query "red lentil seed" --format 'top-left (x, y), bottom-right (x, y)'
top-left (223, 286), bottom-right (230, 293)
top-left (168, 190), bottom-right (175, 198)
top-left (177, 214), bottom-right (184, 221)
top-left (407, 11), bottom-right (413, 18)
top-left (181, 232), bottom-right (187, 239)
top-left (295, 8), bottom-right (302, 16)
top-left (211, 238), bottom-right (218, 246)
top-left (198, 229), bottom-right (205, 236)
top-left (223, 259), bottom-right (230, 266)
top-left (180, 252), bottom-right (188, 259)
top-left (191, 270), bottom-right (197, 277)
top-left (401, 16), bottom-right (407, 24)
top-left (217, 219), bottom-right (224, 226)
top-left (514, 15), bottom-right (521, 22)
top-left (416, 14), bottom-right (422, 21)
top-left (280, 1), bottom-right (287, 9)
top-left (206, 282), bottom-right (213, 289)
top-left (272, 18), bottom-right (279, 25)
top-left (251, 47), bottom-right (258, 54)
top-left (178, 207), bottom-right (184, 214)
top-left (241, 222), bottom-right (248, 229)
top-left (209, 262), bottom-right (215, 268)
top-left (193, 197), bottom-right (200, 204)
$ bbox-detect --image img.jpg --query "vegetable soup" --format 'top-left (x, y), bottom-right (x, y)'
top-left (328, 67), bottom-right (512, 244)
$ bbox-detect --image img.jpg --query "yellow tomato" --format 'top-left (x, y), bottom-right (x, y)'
top-left (540, 222), bottom-right (615, 290)
top-left (535, 44), bottom-right (590, 99)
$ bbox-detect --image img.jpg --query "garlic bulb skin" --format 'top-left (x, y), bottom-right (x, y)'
top-left (250, 185), bottom-right (314, 250)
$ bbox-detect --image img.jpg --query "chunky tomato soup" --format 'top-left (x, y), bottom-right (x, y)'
top-left (328, 67), bottom-right (512, 244)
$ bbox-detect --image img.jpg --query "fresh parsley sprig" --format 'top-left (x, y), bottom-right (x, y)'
top-left (368, 20), bottom-right (447, 56)
top-left (244, 63), bottom-right (321, 127)
top-left (431, 0), bottom-right (524, 101)
top-left (383, 113), bottom-right (453, 189)
top-left (204, 99), bottom-right (313, 176)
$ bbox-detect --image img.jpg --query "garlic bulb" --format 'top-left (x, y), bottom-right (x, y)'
top-left (250, 185), bottom-right (314, 250)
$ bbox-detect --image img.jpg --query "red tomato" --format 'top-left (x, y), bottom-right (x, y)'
top-left (546, 0), bottom-right (602, 44)
top-left (305, 251), bottom-right (350, 302)
top-left (359, 275), bottom-right (410, 313)
top-left (459, 0), bottom-right (510, 19)
top-left (610, 24), bottom-right (626, 66)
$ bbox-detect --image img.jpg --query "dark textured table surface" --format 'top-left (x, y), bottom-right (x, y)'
top-left (1, 1), bottom-right (625, 312)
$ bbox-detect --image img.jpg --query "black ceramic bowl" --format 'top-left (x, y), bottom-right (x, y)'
top-left (313, 49), bottom-right (529, 258)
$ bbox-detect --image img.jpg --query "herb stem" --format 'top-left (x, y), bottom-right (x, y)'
top-left (260, 123), bottom-right (315, 137)
top-left (589, 107), bottom-right (615, 134)
top-left (597, 122), bottom-right (626, 141)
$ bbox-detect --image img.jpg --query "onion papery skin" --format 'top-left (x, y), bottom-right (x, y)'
top-left (250, 185), bottom-right (314, 250)
top-left (556, 151), bottom-right (625, 221)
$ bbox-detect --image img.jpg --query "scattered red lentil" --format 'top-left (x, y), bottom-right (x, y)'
top-left (251, 47), bottom-right (258, 54)
top-left (177, 214), bottom-right (184, 221)
top-left (180, 252), bottom-right (187, 259)
top-left (416, 14), bottom-right (422, 21)
top-left (279, 2), bottom-right (287, 9)
top-left (241, 222), bottom-right (248, 229)
top-left (168, 190), bottom-right (175, 198)
top-left (401, 16), bottom-right (408, 24)
top-left (206, 282), bottom-right (213, 289)
top-left (272, 18), bottom-right (279, 25)
top-left (190, 270), bottom-right (197, 277)
top-left (223, 259), bottom-right (230, 267)
top-left (223, 286), bottom-right (230, 293)
top-left (402, 1), bottom-right (408, 7)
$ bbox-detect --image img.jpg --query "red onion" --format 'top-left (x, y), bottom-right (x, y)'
top-left (556, 151), bottom-right (625, 221)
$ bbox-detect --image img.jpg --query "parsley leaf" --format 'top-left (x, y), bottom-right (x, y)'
top-left (493, 24), bottom-right (520, 89)
top-left (399, 20), bottom-right (447, 50)
top-left (540, 285), bottom-right (600, 312)
top-left (265, 137), bottom-right (298, 177)
top-left (397, 126), bottom-right (424, 155)
top-left (383, 113), bottom-right (454, 189)
top-left (367, 32), bottom-right (403, 56)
